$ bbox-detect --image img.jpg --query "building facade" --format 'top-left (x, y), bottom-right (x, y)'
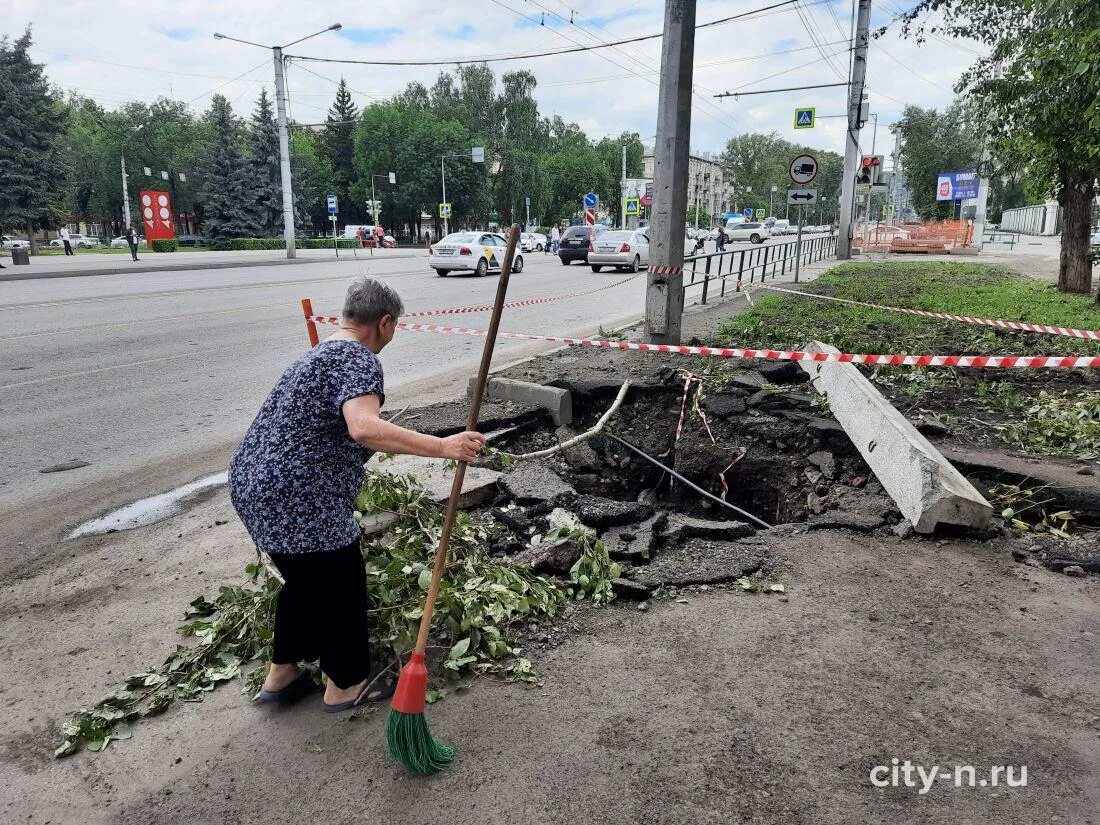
top-left (643, 150), bottom-right (735, 224)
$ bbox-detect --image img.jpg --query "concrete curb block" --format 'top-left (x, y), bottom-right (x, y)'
top-left (800, 340), bottom-right (993, 534)
top-left (469, 376), bottom-right (573, 426)
top-left (0, 252), bottom-right (423, 283)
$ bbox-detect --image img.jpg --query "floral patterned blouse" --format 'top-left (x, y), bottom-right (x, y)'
top-left (229, 340), bottom-right (384, 554)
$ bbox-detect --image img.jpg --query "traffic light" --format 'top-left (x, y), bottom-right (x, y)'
top-left (857, 155), bottom-right (884, 185)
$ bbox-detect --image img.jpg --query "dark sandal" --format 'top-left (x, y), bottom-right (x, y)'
top-left (255, 669), bottom-right (319, 705)
top-left (322, 672), bottom-right (397, 713)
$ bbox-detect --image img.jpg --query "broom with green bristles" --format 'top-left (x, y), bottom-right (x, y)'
top-left (387, 223), bottom-right (521, 774)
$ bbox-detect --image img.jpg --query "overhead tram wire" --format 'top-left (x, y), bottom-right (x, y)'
top-left (871, 43), bottom-right (954, 92)
top-left (284, 0), bottom-right (835, 66)
top-left (794, 0), bottom-right (847, 80)
top-left (513, 0), bottom-right (750, 130)
top-left (184, 58), bottom-right (270, 106)
top-left (539, 39), bottom-right (850, 88)
top-left (488, 0), bottom-right (748, 133)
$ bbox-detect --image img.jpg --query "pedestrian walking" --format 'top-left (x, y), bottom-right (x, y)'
top-left (549, 225), bottom-right (560, 254)
top-left (374, 224), bottom-right (385, 248)
top-left (229, 277), bottom-right (486, 712)
top-left (60, 226), bottom-right (74, 256)
top-left (715, 222), bottom-right (726, 252)
top-left (125, 225), bottom-right (139, 261)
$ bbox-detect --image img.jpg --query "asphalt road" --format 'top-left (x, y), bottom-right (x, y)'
top-left (0, 249), bottom-right (658, 569)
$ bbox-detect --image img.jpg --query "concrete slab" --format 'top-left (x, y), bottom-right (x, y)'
top-left (365, 453), bottom-right (502, 509)
top-left (799, 342), bottom-right (993, 533)
top-left (470, 377), bottom-right (573, 425)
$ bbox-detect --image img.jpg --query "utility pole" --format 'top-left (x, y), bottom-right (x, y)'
top-left (972, 62), bottom-right (1001, 249)
top-left (645, 0), bottom-right (695, 345)
top-left (621, 143), bottom-right (627, 229)
top-left (272, 48), bottom-right (296, 258)
top-left (120, 155), bottom-right (132, 230)
top-left (441, 157), bottom-right (449, 237)
top-left (215, 24), bottom-right (342, 261)
top-left (837, 0), bottom-right (872, 259)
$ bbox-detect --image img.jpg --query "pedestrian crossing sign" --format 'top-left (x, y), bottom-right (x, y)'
top-left (624, 197), bottom-right (640, 216)
top-left (794, 107), bottom-right (815, 129)
top-left (757, 208), bottom-right (766, 220)
top-left (439, 202), bottom-right (452, 218)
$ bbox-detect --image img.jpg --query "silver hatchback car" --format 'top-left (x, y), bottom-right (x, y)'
top-left (588, 229), bottom-right (650, 273)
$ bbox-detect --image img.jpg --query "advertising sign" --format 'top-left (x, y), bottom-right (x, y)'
top-left (139, 190), bottom-right (175, 246)
top-left (936, 171), bottom-right (979, 201)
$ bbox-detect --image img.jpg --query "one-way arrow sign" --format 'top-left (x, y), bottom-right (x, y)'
top-left (787, 188), bottom-right (818, 205)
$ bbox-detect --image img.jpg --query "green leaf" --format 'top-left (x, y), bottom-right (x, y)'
top-left (448, 637), bottom-right (471, 660)
top-left (417, 568), bottom-right (432, 591)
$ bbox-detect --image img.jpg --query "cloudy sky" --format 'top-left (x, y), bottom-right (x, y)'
top-left (8, 0), bottom-right (984, 159)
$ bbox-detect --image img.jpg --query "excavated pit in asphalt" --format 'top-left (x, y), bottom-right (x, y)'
top-left (426, 364), bottom-right (1100, 587)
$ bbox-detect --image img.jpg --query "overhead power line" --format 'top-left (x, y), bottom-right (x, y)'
top-left (285, 0), bottom-right (824, 66)
top-left (713, 81), bottom-right (849, 99)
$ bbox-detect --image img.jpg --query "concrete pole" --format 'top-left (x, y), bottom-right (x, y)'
top-left (620, 143), bottom-right (627, 229)
top-left (837, 0), bottom-right (872, 259)
top-left (121, 154), bottom-right (132, 230)
top-left (440, 157), bottom-right (449, 237)
top-left (972, 62), bottom-right (1000, 249)
top-left (645, 0), bottom-right (695, 344)
top-left (272, 47), bottom-right (297, 259)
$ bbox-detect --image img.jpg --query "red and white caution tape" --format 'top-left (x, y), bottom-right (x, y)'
top-left (648, 264), bottom-right (683, 276)
top-left (306, 272), bottom-right (641, 326)
top-left (383, 321), bottom-right (1100, 370)
top-left (752, 283), bottom-right (1100, 341)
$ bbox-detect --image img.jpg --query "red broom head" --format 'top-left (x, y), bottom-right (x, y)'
top-left (391, 652), bottom-right (428, 714)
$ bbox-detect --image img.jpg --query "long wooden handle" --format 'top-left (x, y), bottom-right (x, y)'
top-left (413, 224), bottom-right (521, 654)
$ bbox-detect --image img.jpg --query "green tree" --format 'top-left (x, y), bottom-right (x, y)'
top-left (892, 102), bottom-right (982, 220)
top-left (200, 94), bottom-right (252, 239)
top-left (289, 125), bottom-right (335, 231)
top-left (0, 28), bottom-right (69, 251)
top-left (247, 89), bottom-right (283, 236)
top-left (901, 0), bottom-right (1100, 297)
top-left (321, 79), bottom-right (361, 223)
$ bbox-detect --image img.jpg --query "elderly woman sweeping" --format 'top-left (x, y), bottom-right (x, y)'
top-left (229, 277), bottom-right (486, 711)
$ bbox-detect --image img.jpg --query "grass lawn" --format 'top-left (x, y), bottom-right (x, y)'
top-left (717, 261), bottom-right (1100, 463)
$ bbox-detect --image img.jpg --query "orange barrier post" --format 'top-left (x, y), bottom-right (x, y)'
top-left (301, 298), bottom-right (320, 347)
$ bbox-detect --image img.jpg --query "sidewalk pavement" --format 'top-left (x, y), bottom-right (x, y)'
top-left (0, 246), bottom-right (426, 282)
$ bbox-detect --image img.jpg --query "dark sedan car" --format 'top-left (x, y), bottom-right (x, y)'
top-left (558, 223), bottom-right (609, 265)
top-left (177, 234), bottom-right (210, 247)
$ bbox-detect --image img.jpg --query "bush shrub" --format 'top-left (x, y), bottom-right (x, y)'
top-left (299, 237), bottom-right (359, 249)
top-left (207, 237), bottom-right (286, 251)
top-left (151, 239), bottom-right (178, 252)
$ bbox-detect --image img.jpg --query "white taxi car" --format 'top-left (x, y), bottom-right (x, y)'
top-left (429, 231), bottom-right (524, 277)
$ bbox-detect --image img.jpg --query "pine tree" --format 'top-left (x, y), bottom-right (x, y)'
top-left (321, 78), bottom-right (360, 222)
top-left (247, 89), bottom-right (283, 236)
top-left (200, 94), bottom-right (253, 239)
top-left (0, 28), bottom-right (69, 252)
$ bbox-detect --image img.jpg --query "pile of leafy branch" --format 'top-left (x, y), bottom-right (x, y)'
top-left (997, 391), bottom-right (1100, 460)
top-left (55, 470), bottom-right (619, 757)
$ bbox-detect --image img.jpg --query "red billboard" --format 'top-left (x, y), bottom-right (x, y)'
top-left (139, 190), bottom-right (176, 247)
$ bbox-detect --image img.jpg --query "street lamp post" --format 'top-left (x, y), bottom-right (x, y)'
top-left (214, 24), bottom-right (343, 259)
top-left (439, 148), bottom-right (485, 237)
top-left (769, 184), bottom-right (777, 219)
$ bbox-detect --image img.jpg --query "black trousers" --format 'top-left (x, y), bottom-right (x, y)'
top-left (63, 240), bottom-right (73, 255)
top-left (127, 240), bottom-right (138, 261)
top-left (268, 540), bottom-right (371, 689)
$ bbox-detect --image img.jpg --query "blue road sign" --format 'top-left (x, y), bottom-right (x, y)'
top-left (743, 207), bottom-right (754, 219)
top-left (327, 194), bottom-right (338, 214)
top-left (525, 196), bottom-right (531, 207)
top-left (583, 192), bottom-right (598, 208)
top-left (794, 107), bottom-right (815, 129)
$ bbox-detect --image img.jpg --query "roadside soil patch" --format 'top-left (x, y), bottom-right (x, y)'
top-left (4, 261), bottom-right (1099, 824)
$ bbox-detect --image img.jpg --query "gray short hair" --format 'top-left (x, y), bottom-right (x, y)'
top-left (342, 277), bottom-right (404, 324)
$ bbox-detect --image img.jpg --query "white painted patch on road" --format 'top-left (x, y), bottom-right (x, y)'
top-left (68, 471), bottom-right (229, 538)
